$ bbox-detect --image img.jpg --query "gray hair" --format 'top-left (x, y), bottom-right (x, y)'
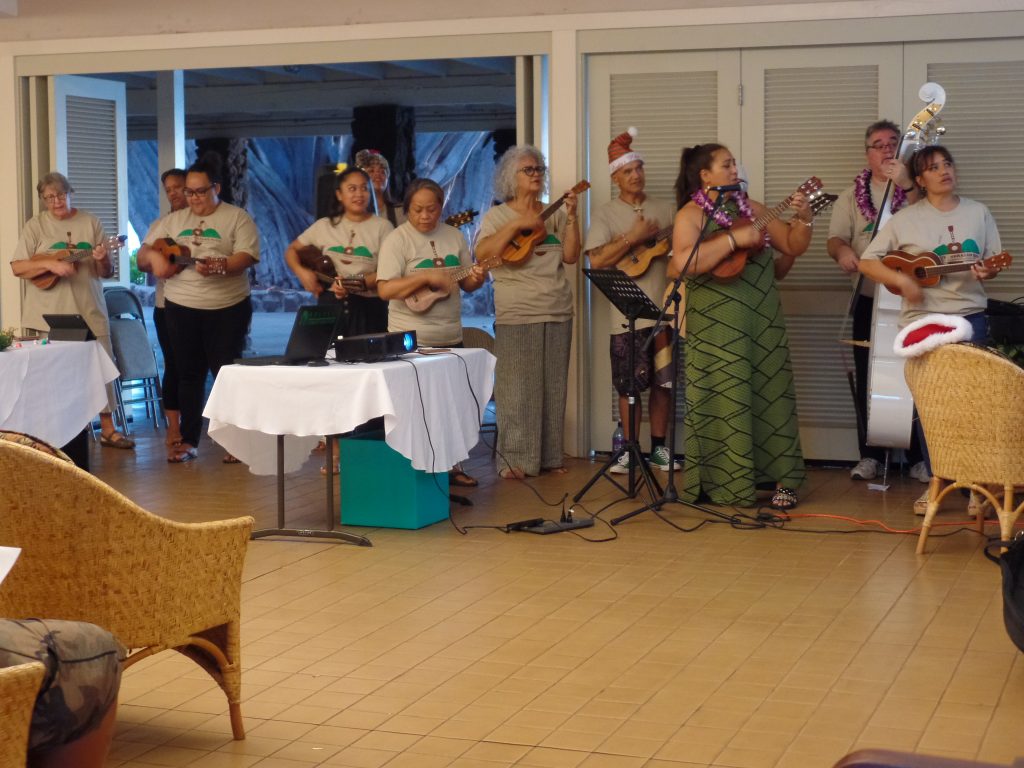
top-left (493, 145), bottom-right (547, 202)
top-left (37, 171), bottom-right (73, 197)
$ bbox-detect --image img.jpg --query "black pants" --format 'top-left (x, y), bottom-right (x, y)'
top-left (152, 306), bottom-right (179, 411)
top-left (317, 292), bottom-right (388, 337)
top-left (165, 297), bottom-right (252, 447)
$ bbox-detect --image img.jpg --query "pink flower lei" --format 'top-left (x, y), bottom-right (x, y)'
top-left (854, 168), bottom-right (907, 222)
top-left (691, 188), bottom-right (769, 247)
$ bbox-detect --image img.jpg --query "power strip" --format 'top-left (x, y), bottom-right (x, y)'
top-left (523, 518), bottom-right (595, 535)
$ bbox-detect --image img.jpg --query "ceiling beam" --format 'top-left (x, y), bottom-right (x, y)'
top-left (127, 76), bottom-right (514, 117)
top-left (256, 65), bottom-right (325, 82)
top-left (460, 57), bottom-right (515, 74)
top-left (388, 59), bottom-right (448, 77)
top-left (318, 62), bottom-right (385, 79)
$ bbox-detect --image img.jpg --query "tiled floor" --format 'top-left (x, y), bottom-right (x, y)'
top-left (87, 425), bottom-right (1024, 767)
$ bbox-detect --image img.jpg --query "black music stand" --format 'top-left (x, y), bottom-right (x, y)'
top-left (573, 268), bottom-right (663, 505)
top-left (611, 198), bottom-right (738, 527)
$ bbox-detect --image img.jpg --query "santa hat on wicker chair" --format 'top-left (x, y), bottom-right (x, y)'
top-left (608, 127), bottom-right (642, 174)
top-left (894, 314), bottom-right (974, 358)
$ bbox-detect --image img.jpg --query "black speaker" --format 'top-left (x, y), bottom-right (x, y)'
top-left (335, 331), bottom-right (417, 363)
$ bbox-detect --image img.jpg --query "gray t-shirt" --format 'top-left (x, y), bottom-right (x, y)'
top-left (478, 203), bottom-right (573, 325)
top-left (296, 215), bottom-right (394, 282)
top-left (860, 197), bottom-right (1000, 326)
top-left (13, 209), bottom-right (108, 336)
top-left (146, 202), bottom-right (260, 311)
top-left (377, 221), bottom-right (471, 347)
top-left (584, 196), bottom-right (676, 331)
top-left (828, 176), bottom-right (903, 298)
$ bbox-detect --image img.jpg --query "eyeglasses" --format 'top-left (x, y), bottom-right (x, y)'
top-left (517, 165), bottom-right (547, 177)
top-left (866, 141), bottom-right (899, 152)
top-left (41, 193), bottom-right (67, 203)
top-left (183, 186), bottom-right (214, 198)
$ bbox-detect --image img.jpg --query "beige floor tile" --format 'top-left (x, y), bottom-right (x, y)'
top-left (83, 444), bottom-right (1024, 768)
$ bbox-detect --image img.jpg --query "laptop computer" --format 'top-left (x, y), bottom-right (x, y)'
top-left (43, 314), bottom-right (96, 341)
top-left (235, 305), bottom-right (343, 366)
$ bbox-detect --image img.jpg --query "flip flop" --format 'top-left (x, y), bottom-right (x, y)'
top-left (449, 469), bottom-right (479, 487)
top-left (99, 431), bottom-right (136, 449)
top-left (770, 487), bottom-right (798, 511)
top-left (167, 444), bottom-right (197, 463)
top-left (223, 454), bottom-right (241, 464)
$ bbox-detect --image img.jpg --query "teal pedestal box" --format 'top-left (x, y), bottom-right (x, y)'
top-left (339, 432), bottom-right (449, 529)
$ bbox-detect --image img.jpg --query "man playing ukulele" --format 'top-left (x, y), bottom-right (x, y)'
top-left (584, 128), bottom-right (679, 474)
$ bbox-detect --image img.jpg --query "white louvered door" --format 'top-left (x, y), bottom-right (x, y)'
top-left (51, 75), bottom-right (128, 283)
top-left (740, 46), bottom-right (903, 460)
top-left (585, 51), bottom-right (741, 452)
top-left (905, 40), bottom-right (1024, 301)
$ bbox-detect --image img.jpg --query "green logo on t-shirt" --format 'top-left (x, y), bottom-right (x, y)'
top-left (48, 240), bottom-right (91, 251)
top-left (327, 245), bottom-right (373, 260)
top-left (414, 254), bottom-right (460, 269)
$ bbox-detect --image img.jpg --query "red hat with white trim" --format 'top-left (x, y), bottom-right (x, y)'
top-left (608, 127), bottom-right (642, 175)
top-left (893, 314), bottom-right (973, 358)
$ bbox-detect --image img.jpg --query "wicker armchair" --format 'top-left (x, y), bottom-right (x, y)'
top-left (904, 344), bottom-right (1024, 554)
top-left (0, 662), bottom-right (45, 768)
top-left (0, 439), bottom-right (254, 739)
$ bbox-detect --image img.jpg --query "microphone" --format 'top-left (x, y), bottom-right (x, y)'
top-left (708, 183), bottom-right (745, 192)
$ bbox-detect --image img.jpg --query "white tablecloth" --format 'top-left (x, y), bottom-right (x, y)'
top-left (0, 340), bottom-right (119, 447)
top-left (204, 348), bottom-right (496, 475)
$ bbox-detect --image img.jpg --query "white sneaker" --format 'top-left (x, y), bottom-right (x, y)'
top-left (914, 489), bottom-right (930, 516)
top-left (609, 453), bottom-right (630, 474)
top-left (909, 461), bottom-right (931, 484)
top-left (650, 446), bottom-right (681, 472)
top-left (850, 457), bottom-right (881, 481)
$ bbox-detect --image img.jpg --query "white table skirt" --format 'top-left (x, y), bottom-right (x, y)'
top-left (0, 340), bottom-right (119, 447)
top-left (204, 348), bottom-right (496, 476)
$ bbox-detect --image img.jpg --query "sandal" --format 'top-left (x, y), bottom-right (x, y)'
top-left (499, 467), bottom-right (526, 480)
top-left (770, 487), bottom-right (798, 511)
top-left (167, 443), bottom-right (197, 463)
top-left (449, 469), bottom-right (479, 487)
top-left (223, 453), bottom-right (241, 464)
top-left (99, 431), bottom-right (136, 450)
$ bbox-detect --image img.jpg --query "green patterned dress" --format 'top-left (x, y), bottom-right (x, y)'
top-left (681, 206), bottom-right (805, 506)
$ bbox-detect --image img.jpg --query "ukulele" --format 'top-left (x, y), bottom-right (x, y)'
top-left (615, 225), bottom-right (673, 278)
top-left (152, 237), bottom-right (226, 276)
top-left (445, 209), bottom-right (478, 228)
top-left (30, 234), bottom-right (127, 290)
top-left (501, 180), bottom-right (591, 266)
top-left (881, 250), bottom-right (1012, 295)
top-left (405, 251), bottom-right (503, 313)
top-left (711, 178), bottom-right (833, 282)
top-left (295, 245), bottom-right (372, 293)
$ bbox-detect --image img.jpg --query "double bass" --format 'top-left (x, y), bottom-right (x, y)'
top-left (861, 82), bottom-right (946, 450)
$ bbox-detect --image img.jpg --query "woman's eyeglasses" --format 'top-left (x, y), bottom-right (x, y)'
top-left (517, 165), bottom-right (547, 177)
top-left (184, 186), bottom-right (214, 198)
top-left (41, 193), bottom-right (68, 203)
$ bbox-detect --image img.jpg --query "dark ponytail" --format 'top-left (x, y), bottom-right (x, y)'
top-left (673, 143), bottom-right (725, 209)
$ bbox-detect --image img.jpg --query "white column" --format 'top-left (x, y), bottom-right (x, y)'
top-left (548, 29), bottom-right (585, 458)
top-left (155, 70), bottom-right (185, 216)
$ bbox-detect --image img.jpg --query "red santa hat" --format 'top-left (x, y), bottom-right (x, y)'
top-left (894, 314), bottom-right (973, 358)
top-left (608, 127), bottom-right (642, 174)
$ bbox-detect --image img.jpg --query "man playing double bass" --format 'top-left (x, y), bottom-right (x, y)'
top-left (827, 120), bottom-right (925, 484)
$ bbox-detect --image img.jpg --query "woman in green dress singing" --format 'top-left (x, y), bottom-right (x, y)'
top-left (668, 143), bottom-right (813, 510)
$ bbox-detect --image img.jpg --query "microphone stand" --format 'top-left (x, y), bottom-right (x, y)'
top-left (611, 192), bottom-right (740, 527)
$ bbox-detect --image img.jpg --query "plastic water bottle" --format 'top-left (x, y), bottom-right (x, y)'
top-left (612, 420), bottom-right (625, 453)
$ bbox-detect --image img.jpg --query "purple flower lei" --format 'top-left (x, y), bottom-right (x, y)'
top-left (854, 168), bottom-right (907, 222)
top-left (691, 188), bottom-right (769, 247)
